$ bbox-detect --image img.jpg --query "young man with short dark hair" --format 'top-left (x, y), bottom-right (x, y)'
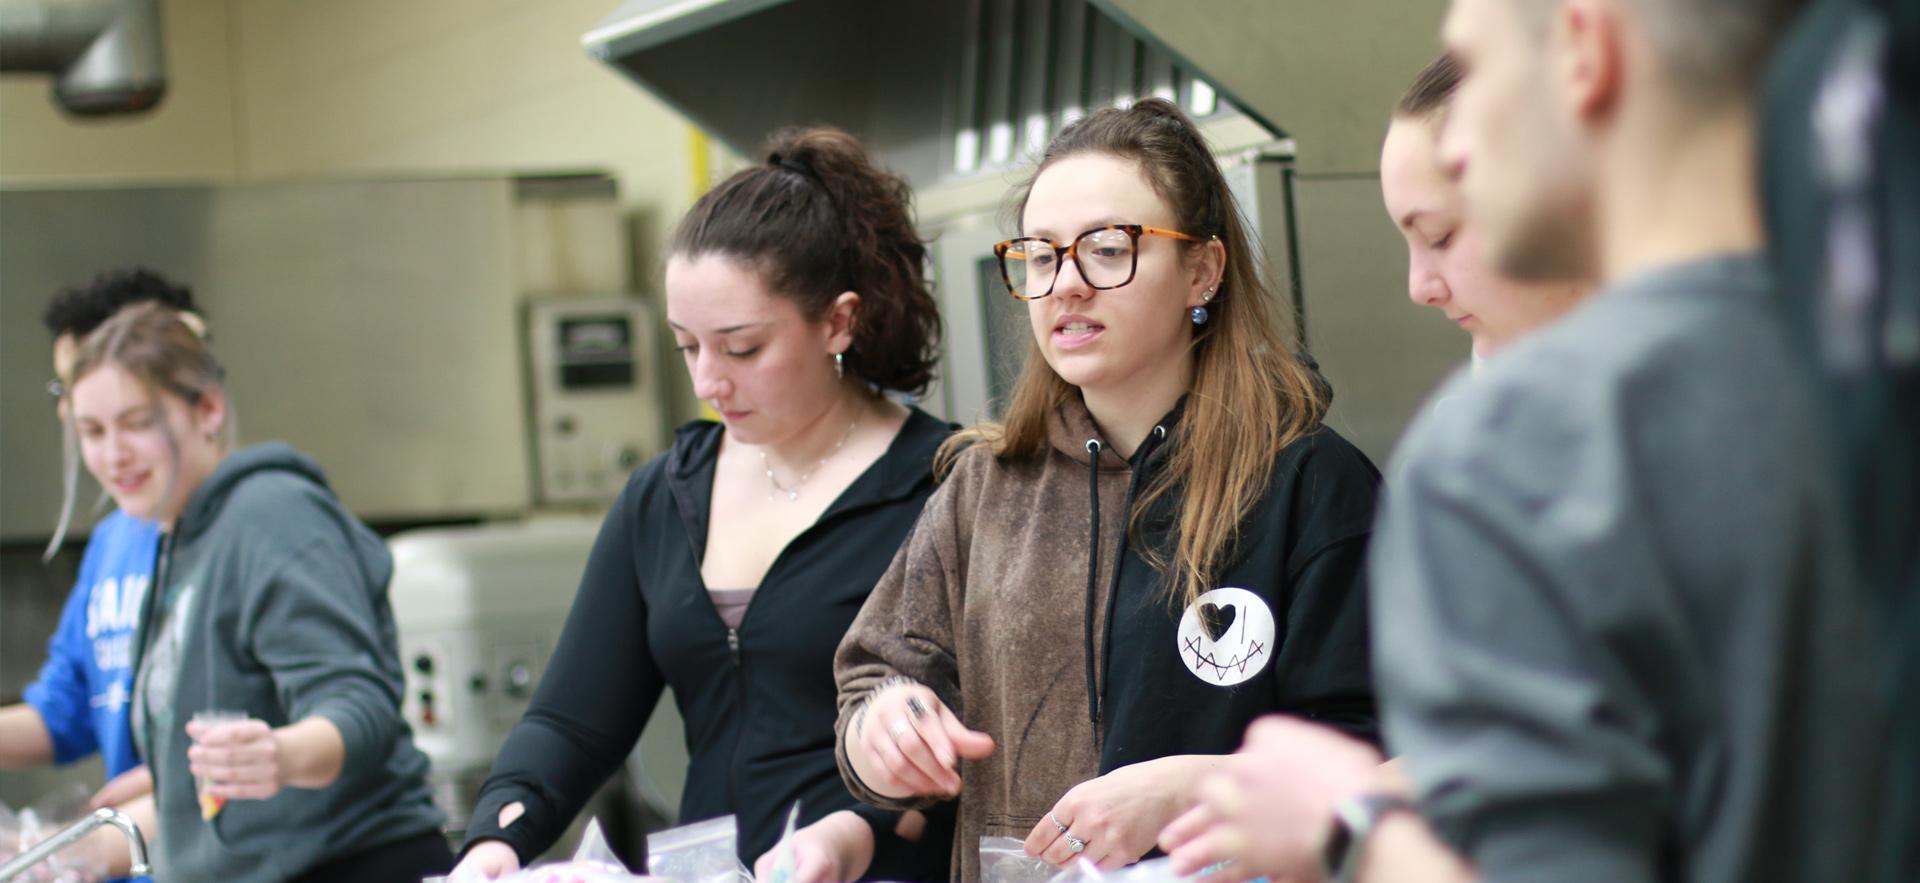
top-left (1159, 1), bottom-right (1889, 880)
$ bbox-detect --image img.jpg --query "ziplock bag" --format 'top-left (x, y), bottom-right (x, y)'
top-left (1042, 855), bottom-right (1251, 883)
top-left (643, 815), bottom-right (752, 883)
top-left (431, 818), bottom-right (652, 883)
top-left (980, 835), bottom-right (1058, 883)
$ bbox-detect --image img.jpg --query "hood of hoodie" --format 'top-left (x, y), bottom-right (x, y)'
top-left (1044, 393), bottom-right (1186, 472)
top-left (173, 442), bottom-right (335, 544)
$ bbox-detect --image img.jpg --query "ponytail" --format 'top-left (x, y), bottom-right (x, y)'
top-left (670, 127), bottom-right (942, 395)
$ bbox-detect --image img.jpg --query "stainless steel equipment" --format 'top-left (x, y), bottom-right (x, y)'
top-left (386, 518), bottom-right (687, 839)
top-left (0, 807), bottom-right (149, 882)
top-left (0, 0), bottom-right (166, 115)
top-left (580, 0), bottom-right (1463, 462)
top-left (0, 173), bottom-right (665, 543)
top-left (525, 295), bottom-right (665, 505)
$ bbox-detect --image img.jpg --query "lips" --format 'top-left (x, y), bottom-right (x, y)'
top-left (1051, 314), bottom-right (1105, 350)
top-left (109, 471), bottom-right (150, 495)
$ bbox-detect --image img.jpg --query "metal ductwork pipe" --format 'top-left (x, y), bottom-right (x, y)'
top-left (0, 0), bottom-right (165, 116)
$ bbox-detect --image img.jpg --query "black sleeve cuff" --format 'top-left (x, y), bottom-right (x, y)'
top-left (462, 783), bottom-right (552, 866)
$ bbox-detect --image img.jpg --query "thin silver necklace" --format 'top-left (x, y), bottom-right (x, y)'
top-left (760, 416), bottom-right (859, 502)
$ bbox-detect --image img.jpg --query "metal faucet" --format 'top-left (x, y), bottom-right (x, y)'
top-left (0, 807), bottom-right (151, 881)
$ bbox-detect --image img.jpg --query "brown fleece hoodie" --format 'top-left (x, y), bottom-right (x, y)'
top-left (833, 380), bottom-right (1385, 880)
top-left (834, 396), bottom-right (1134, 880)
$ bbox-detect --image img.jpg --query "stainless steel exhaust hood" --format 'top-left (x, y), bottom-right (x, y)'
top-left (582, 0), bottom-right (1270, 190)
top-left (581, 0), bottom-right (1463, 463)
top-left (0, 0), bottom-right (166, 116)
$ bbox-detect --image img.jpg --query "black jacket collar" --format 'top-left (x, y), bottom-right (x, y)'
top-left (665, 406), bottom-right (953, 562)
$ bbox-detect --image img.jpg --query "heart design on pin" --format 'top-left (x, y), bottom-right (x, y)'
top-left (1199, 602), bottom-right (1237, 642)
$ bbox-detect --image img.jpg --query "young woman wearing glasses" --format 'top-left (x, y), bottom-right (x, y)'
top-left (452, 127), bottom-right (952, 882)
top-left (825, 98), bottom-right (1383, 879)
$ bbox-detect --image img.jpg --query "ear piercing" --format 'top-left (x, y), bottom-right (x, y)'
top-left (1191, 286), bottom-right (1218, 325)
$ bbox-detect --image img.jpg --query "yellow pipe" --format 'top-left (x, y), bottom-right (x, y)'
top-left (688, 126), bottom-right (712, 200)
top-left (688, 126), bottom-right (720, 421)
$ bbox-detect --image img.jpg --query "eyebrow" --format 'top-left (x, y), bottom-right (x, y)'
top-left (1027, 216), bottom-right (1131, 240)
top-left (75, 403), bottom-right (156, 425)
top-left (667, 320), bottom-right (764, 335)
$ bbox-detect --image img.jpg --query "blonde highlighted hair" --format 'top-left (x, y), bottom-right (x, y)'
top-left (48, 302), bottom-right (229, 558)
top-left (938, 98), bottom-right (1328, 607)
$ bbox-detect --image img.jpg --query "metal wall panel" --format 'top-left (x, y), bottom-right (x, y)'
top-left (0, 178), bottom-right (534, 541)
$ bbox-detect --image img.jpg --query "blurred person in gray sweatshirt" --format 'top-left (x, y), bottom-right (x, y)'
top-left (61, 301), bottom-right (448, 882)
top-left (1160, 0), bottom-right (1890, 880)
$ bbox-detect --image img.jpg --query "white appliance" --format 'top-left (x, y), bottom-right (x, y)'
top-left (525, 295), bottom-right (665, 505)
top-left (386, 517), bottom-right (687, 840)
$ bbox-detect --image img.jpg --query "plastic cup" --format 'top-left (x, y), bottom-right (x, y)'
top-left (189, 709), bottom-right (248, 820)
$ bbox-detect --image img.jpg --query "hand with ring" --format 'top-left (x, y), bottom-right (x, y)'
top-left (844, 677), bottom-right (995, 800)
top-left (1046, 811), bottom-right (1088, 856)
top-left (1026, 755), bottom-right (1223, 871)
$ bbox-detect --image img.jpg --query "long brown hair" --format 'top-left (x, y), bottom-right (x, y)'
top-left (939, 98), bottom-right (1328, 607)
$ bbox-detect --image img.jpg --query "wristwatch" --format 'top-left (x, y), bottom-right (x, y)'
top-left (1320, 793), bottom-right (1417, 883)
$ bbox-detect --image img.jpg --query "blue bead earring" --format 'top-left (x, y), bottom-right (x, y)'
top-left (1191, 286), bottom-right (1217, 325)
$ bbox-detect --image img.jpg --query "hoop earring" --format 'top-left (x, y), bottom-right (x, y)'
top-left (834, 352), bottom-right (844, 379)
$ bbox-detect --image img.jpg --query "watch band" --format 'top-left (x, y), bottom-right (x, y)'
top-left (1321, 793), bottom-right (1417, 883)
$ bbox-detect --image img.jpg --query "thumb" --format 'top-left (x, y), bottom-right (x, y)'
top-left (1157, 802), bottom-right (1213, 852)
top-left (939, 708), bottom-right (995, 758)
top-left (795, 848), bottom-right (840, 883)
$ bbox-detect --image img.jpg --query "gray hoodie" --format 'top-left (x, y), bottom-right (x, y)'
top-left (129, 443), bottom-right (443, 882)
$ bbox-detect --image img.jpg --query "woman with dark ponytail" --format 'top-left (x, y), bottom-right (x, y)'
top-left (453, 128), bottom-right (952, 881)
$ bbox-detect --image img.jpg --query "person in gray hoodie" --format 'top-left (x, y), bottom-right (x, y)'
top-left (62, 301), bottom-right (449, 882)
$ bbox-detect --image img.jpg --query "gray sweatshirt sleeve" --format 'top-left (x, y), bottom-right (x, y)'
top-left (243, 537), bottom-right (404, 781)
top-left (1371, 378), bottom-right (1676, 883)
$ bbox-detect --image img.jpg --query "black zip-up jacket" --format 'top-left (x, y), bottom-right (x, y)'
top-left (835, 395), bottom-right (1380, 880)
top-left (465, 408), bottom-right (954, 878)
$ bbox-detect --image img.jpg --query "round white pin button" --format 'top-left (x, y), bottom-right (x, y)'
top-left (1175, 586), bottom-right (1277, 686)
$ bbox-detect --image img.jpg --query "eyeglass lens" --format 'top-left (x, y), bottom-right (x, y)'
top-left (1005, 228), bottom-right (1137, 299)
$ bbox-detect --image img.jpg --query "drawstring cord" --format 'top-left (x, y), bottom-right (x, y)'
top-left (1083, 439), bottom-right (1103, 726)
top-left (1080, 424), bottom-right (1171, 729)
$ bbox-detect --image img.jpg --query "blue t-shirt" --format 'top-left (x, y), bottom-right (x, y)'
top-left (24, 510), bottom-right (159, 777)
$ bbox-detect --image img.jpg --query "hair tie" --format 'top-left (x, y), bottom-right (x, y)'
top-left (771, 152), bottom-right (820, 184)
top-left (178, 310), bottom-right (210, 341)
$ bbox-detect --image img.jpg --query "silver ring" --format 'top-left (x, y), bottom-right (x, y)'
top-left (1048, 811), bottom-right (1068, 834)
top-left (906, 696), bottom-right (927, 719)
top-left (889, 719), bottom-right (912, 741)
top-left (1066, 834), bottom-right (1086, 854)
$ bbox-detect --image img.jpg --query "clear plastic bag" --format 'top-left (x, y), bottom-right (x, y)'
top-left (643, 815), bottom-right (752, 883)
top-left (0, 790), bottom-right (112, 883)
top-left (430, 818), bottom-right (659, 883)
top-left (1041, 856), bottom-right (1243, 883)
top-left (979, 836), bottom-right (1057, 883)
